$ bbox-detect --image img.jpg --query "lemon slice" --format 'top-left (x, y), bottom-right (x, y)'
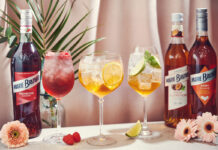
top-left (102, 62), bottom-right (123, 86)
top-left (129, 59), bottom-right (145, 76)
top-left (125, 120), bottom-right (142, 137)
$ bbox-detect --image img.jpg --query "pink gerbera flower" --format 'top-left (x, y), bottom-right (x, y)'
top-left (196, 112), bottom-right (218, 143)
top-left (174, 119), bottom-right (198, 142)
top-left (0, 120), bottom-right (29, 148)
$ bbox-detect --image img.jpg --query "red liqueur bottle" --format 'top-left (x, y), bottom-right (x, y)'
top-left (188, 8), bottom-right (217, 118)
top-left (11, 9), bottom-right (42, 138)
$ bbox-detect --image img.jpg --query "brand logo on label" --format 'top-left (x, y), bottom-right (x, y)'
top-left (191, 67), bottom-right (216, 105)
top-left (165, 66), bottom-right (188, 86)
top-left (13, 71), bottom-right (40, 105)
top-left (165, 66), bottom-right (188, 110)
top-left (13, 72), bottom-right (40, 93)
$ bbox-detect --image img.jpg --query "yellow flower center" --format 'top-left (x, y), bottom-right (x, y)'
top-left (204, 122), bottom-right (214, 133)
top-left (11, 130), bottom-right (20, 139)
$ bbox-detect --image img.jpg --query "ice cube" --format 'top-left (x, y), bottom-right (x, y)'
top-left (139, 82), bottom-right (152, 90)
top-left (152, 69), bottom-right (161, 82)
top-left (137, 73), bottom-right (152, 90)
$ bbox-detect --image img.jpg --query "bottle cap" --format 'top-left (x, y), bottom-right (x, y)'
top-left (196, 8), bottom-right (207, 18)
top-left (171, 13), bottom-right (183, 23)
top-left (21, 9), bottom-right (32, 19)
top-left (196, 8), bottom-right (207, 31)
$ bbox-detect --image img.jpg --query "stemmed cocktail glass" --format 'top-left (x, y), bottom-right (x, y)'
top-left (128, 47), bottom-right (162, 139)
top-left (79, 51), bottom-right (124, 146)
top-left (42, 51), bottom-right (74, 143)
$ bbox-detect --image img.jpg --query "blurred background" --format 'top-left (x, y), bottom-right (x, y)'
top-left (0, 0), bottom-right (218, 128)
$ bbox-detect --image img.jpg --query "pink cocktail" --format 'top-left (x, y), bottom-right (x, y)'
top-left (42, 51), bottom-right (74, 143)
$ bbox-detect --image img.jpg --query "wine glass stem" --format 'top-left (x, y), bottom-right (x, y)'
top-left (99, 98), bottom-right (104, 137)
top-left (143, 98), bottom-right (149, 131)
top-left (57, 99), bottom-right (61, 129)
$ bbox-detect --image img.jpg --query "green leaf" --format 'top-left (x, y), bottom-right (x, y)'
top-left (5, 26), bottom-right (12, 38)
top-left (45, 1), bottom-right (67, 38)
top-left (0, 37), bottom-right (8, 43)
top-left (7, 0), bottom-right (21, 19)
top-left (61, 27), bottom-right (94, 50)
top-left (7, 46), bottom-right (17, 58)
top-left (71, 38), bottom-right (104, 56)
top-left (181, 85), bottom-right (185, 91)
top-left (144, 50), bottom-right (151, 60)
top-left (0, 16), bottom-right (19, 33)
top-left (0, 26), bottom-right (4, 32)
top-left (45, 0), bottom-right (59, 24)
top-left (0, 10), bottom-right (20, 29)
top-left (71, 38), bottom-right (104, 60)
top-left (9, 35), bottom-right (17, 48)
top-left (46, 3), bottom-right (73, 49)
top-left (52, 11), bottom-right (91, 50)
top-left (68, 29), bottom-right (87, 52)
top-left (45, 0), bottom-right (53, 20)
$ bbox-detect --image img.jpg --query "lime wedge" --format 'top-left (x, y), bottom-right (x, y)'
top-left (129, 59), bottom-right (145, 76)
top-left (144, 50), bottom-right (161, 68)
top-left (125, 120), bottom-right (142, 137)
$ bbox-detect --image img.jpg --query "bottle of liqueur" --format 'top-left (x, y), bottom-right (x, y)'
top-left (188, 8), bottom-right (217, 118)
top-left (11, 9), bottom-right (42, 138)
top-left (164, 13), bottom-right (189, 128)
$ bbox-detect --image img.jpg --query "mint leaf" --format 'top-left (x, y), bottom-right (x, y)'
top-left (144, 50), bottom-right (161, 68)
top-left (144, 50), bottom-right (151, 60)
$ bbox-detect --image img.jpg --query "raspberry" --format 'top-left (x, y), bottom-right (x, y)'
top-left (72, 132), bottom-right (81, 142)
top-left (63, 134), bottom-right (74, 145)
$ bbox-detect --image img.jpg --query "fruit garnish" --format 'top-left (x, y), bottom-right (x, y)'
top-left (102, 62), bottom-right (123, 86)
top-left (72, 132), bottom-right (81, 142)
top-left (129, 59), bottom-right (145, 76)
top-left (59, 52), bottom-right (71, 58)
top-left (144, 51), bottom-right (161, 68)
top-left (63, 134), bottom-right (74, 145)
top-left (125, 120), bottom-right (142, 137)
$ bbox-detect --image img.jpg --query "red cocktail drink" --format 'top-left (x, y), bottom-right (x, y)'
top-left (42, 52), bottom-right (74, 99)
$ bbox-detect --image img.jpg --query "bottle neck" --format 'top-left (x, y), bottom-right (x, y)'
top-left (170, 22), bottom-right (184, 44)
top-left (20, 33), bottom-right (32, 43)
top-left (196, 14), bottom-right (208, 38)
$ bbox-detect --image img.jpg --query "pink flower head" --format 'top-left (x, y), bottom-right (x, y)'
top-left (196, 112), bottom-right (218, 143)
top-left (174, 119), bottom-right (198, 142)
top-left (0, 120), bottom-right (29, 148)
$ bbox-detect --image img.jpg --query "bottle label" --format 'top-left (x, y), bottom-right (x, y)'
top-left (165, 66), bottom-right (188, 110)
top-left (13, 71), bottom-right (40, 105)
top-left (20, 24), bottom-right (32, 33)
top-left (190, 67), bottom-right (216, 105)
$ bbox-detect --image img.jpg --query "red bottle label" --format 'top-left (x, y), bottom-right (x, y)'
top-left (13, 71), bottom-right (40, 105)
top-left (190, 67), bottom-right (216, 105)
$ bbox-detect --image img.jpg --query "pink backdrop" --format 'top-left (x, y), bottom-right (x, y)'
top-left (0, 0), bottom-right (218, 127)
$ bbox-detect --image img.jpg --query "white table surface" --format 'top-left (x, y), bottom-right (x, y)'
top-left (0, 122), bottom-right (217, 150)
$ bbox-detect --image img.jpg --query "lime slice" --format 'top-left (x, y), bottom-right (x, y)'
top-left (125, 120), bottom-right (142, 137)
top-left (144, 51), bottom-right (161, 68)
top-left (129, 59), bottom-right (145, 76)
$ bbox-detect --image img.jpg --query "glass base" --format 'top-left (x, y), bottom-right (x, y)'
top-left (139, 130), bottom-right (160, 139)
top-left (87, 135), bottom-right (116, 146)
top-left (43, 133), bottom-right (64, 144)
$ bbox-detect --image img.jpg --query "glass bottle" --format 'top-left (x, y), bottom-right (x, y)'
top-left (164, 13), bottom-right (190, 128)
top-left (188, 8), bottom-right (217, 118)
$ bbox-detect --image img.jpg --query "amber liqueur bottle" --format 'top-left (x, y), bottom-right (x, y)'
top-left (164, 13), bottom-right (190, 128)
top-left (11, 10), bottom-right (41, 138)
top-left (188, 8), bottom-right (217, 118)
